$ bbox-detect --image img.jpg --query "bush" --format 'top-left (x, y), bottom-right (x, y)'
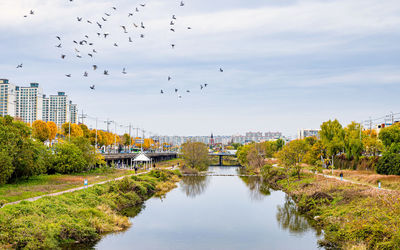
top-left (376, 152), bottom-right (400, 175)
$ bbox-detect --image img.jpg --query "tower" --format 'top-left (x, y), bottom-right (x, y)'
top-left (210, 133), bottom-right (214, 146)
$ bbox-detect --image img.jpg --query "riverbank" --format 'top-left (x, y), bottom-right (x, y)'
top-left (0, 158), bottom-right (183, 205)
top-left (0, 169), bottom-right (181, 249)
top-left (264, 168), bottom-right (400, 249)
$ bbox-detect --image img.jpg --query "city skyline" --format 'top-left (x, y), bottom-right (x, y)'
top-left (1, 0), bottom-right (399, 136)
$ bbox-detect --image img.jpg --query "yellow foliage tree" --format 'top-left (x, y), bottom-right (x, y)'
top-left (47, 121), bottom-right (57, 143)
top-left (32, 120), bottom-right (50, 142)
top-left (61, 122), bottom-right (83, 138)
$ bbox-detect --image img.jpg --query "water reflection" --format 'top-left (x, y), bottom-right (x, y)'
top-left (180, 176), bottom-right (210, 198)
top-left (240, 176), bottom-right (272, 201)
top-left (276, 195), bottom-right (320, 235)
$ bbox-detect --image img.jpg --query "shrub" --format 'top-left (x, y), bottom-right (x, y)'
top-left (376, 152), bottom-right (400, 175)
top-left (51, 142), bottom-right (87, 174)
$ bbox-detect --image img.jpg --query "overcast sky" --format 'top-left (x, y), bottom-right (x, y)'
top-left (1, 0), bottom-right (400, 137)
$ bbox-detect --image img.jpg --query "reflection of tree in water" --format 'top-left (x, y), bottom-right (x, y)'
top-left (276, 195), bottom-right (312, 235)
top-left (180, 176), bottom-right (210, 198)
top-left (240, 176), bottom-right (272, 201)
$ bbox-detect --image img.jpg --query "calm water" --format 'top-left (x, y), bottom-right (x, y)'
top-left (94, 167), bottom-right (322, 250)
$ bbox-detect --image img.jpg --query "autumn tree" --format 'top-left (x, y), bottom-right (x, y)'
top-left (344, 121), bottom-right (364, 160)
top-left (362, 130), bottom-right (383, 156)
top-left (47, 121), bottom-right (57, 143)
top-left (181, 141), bottom-right (209, 171)
top-left (79, 124), bottom-right (90, 138)
top-left (277, 139), bottom-right (309, 180)
top-left (61, 122), bottom-right (84, 138)
top-left (32, 120), bottom-right (50, 142)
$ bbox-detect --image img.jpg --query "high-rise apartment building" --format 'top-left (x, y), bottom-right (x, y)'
top-left (69, 101), bottom-right (78, 124)
top-left (48, 92), bottom-right (70, 127)
top-left (0, 79), bottom-right (17, 117)
top-left (298, 129), bottom-right (320, 140)
top-left (15, 83), bottom-right (43, 124)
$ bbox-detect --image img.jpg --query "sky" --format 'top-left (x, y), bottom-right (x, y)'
top-left (1, 0), bottom-right (400, 137)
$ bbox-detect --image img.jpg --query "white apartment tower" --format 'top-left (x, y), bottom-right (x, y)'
top-left (69, 101), bottom-right (78, 124)
top-left (48, 92), bottom-right (70, 127)
top-left (15, 83), bottom-right (43, 124)
top-left (0, 79), bottom-right (17, 117)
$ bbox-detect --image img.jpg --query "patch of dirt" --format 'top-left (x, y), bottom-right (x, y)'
top-left (311, 192), bottom-right (333, 201)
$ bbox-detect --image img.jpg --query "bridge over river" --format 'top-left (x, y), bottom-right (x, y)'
top-left (102, 151), bottom-right (238, 167)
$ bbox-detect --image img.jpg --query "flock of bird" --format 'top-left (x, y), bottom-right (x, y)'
top-left (18, 1), bottom-right (224, 99)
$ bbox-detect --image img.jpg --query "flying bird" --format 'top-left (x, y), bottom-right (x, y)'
top-left (90, 85), bottom-right (95, 90)
top-left (61, 55), bottom-right (66, 59)
top-left (121, 25), bottom-right (127, 33)
top-left (172, 15), bottom-right (176, 20)
top-left (30, 10), bottom-right (35, 15)
top-left (113, 43), bottom-right (118, 47)
top-left (93, 65), bottom-right (98, 70)
top-left (170, 28), bottom-right (175, 32)
top-left (65, 74), bottom-right (71, 77)
top-left (105, 13), bottom-right (111, 16)
top-left (56, 36), bottom-right (61, 41)
top-left (83, 71), bottom-right (88, 77)
top-left (160, 90), bottom-right (164, 94)
top-left (175, 88), bottom-right (178, 93)
top-left (96, 22), bottom-right (102, 28)
top-left (168, 76), bottom-right (172, 81)
top-left (170, 21), bottom-right (175, 25)
top-left (77, 17), bottom-right (82, 22)
top-left (16, 63), bottom-right (23, 68)
top-left (141, 22), bottom-right (145, 29)
top-left (112, 7), bottom-right (117, 10)
top-left (186, 90), bottom-right (190, 93)
top-left (87, 20), bottom-right (92, 24)
top-left (129, 37), bottom-right (133, 42)
top-left (104, 33), bottom-right (110, 38)
top-left (140, 4), bottom-right (146, 7)
top-left (180, 1), bottom-right (185, 6)
top-left (171, 44), bottom-right (175, 49)
top-left (104, 70), bottom-right (109, 75)
top-left (122, 68), bottom-right (127, 74)
top-left (56, 44), bottom-right (62, 48)
top-left (220, 68), bottom-right (224, 72)
top-left (102, 17), bottom-right (107, 21)
top-left (128, 13), bottom-right (133, 17)
top-left (88, 53), bottom-right (93, 57)
top-left (140, 34), bottom-right (144, 38)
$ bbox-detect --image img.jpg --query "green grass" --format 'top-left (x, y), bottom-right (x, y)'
top-left (0, 169), bottom-right (181, 249)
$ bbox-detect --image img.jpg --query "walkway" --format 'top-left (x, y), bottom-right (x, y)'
top-left (1, 166), bottom-right (178, 208)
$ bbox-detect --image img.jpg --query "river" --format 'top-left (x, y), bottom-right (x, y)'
top-left (93, 166), bottom-right (322, 250)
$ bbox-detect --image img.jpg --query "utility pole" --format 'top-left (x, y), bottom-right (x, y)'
top-left (105, 119), bottom-right (112, 132)
top-left (369, 117), bottom-right (372, 135)
top-left (114, 121), bottom-right (117, 153)
top-left (95, 118), bottom-right (98, 149)
top-left (79, 110), bottom-right (87, 124)
top-left (391, 111), bottom-right (394, 125)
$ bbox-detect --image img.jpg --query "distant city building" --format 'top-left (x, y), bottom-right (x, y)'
top-left (0, 79), bottom-right (17, 117)
top-left (15, 83), bottom-right (43, 124)
top-left (298, 129), bottom-right (320, 140)
top-left (232, 131), bottom-right (283, 144)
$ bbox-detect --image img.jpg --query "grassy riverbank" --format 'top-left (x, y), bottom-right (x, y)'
top-left (264, 168), bottom-right (400, 249)
top-left (0, 158), bottom-right (183, 205)
top-left (0, 169), bottom-right (181, 249)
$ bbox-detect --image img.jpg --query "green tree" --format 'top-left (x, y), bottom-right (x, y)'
top-left (51, 142), bottom-right (87, 174)
top-left (277, 139), bottom-right (309, 180)
top-left (320, 119), bottom-right (345, 170)
top-left (379, 123), bottom-right (400, 151)
top-left (236, 144), bottom-right (252, 167)
top-left (181, 141), bottom-right (209, 171)
top-left (344, 121), bottom-right (364, 160)
top-left (71, 137), bottom-right (103, 169)
top-left (79, 124), bottom-right (90, 138)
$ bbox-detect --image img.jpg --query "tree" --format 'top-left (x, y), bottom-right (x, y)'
top-left (246, 143), bottom-right (265, 171)
top-left (344, 121), bottom-right (364, 160)
top-left (51, 142), bottom-right (87, 174)
top-left (277, 139), bottom-right (309, 180)
top-left (61, 123), bottom-right (84, 138)
top-left (237, 144), bottom-right (252, 167)
top-left (71, 137), bottom-right (104, 168)
top-left (379, 123), bottom-right (400, 150)
top-left (79, 124), bottom-right (90, 138)
top-left (320, 119), bottom-right (345, 170)
top-left (181, 141), bottom-right (209, 171)
top-left (362, 130), bottom-right (383, 156)
top-left (32, 120), bottom-right (50, 142)
top-left (47, 121), bottom-right (57, 143)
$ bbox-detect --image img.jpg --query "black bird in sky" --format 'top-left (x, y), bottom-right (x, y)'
top-left (105, 13), bottom-right (111, 17)
top-left (90, 85), bottom-right (95, 90)
top-left (87, 20), bottom-right (92, 24)
top-left (56, 44), bottom-right (62, 48)
top-left (121, 26), bottom-right (127, 33)
top-left (205, 84), bottom-right (208, 87)
top-left (104, 33), bottom-right (110, 38)
top-left (172, 15), bottom-right (176, 20)
top-left (104, 70), bottom-right (109, 75)
top-left (128, 13), bottom-right (133, 17)
top-left (93, 49), bottom-right (97, 53)
top-left (96, 22), bottom-right (102, 28)
top-left (170, 21), bottom-right (175, 25)
top-left (170, 28), bottom-right (175, 32)
top-left (16, 63), bottom-right (23, 68)
top-left (65, 74), bottom-right (71, 77)
top-left (93, 65), bottom-right (98, 70)
top-left (56, 36), bottom-right (61, 41)
top-left (83, 71), bottom-right (88, 77)
top-left (175, 88), bottom-right (178, 93)
top-left (102, 17), bottom-right (107, 21)
top-left (160, 90), bottom-right (164, 94)
top-left (77, 17), bottom-right (82, 22)
top-left (186, 90), bottom-right (190, 93)
top-left (30, 10), bottom-right (34, 15)
top-left (113, 43), bottom-right (118, 47)
top-left (220, 68), bottom-right (224, 72)
top-left (200, 85), bottom-right (204, 90)
top-left (168, 76), bottom-right (172, 81)
top-left (171, 44), bottom-right (175, 49)
top-left (140, 4), bottom-right (146, 7)
top-left (180, 1), bottom-right (185, 7)
top-left (122, 68), bottom-right (127, 74)
top-left (129, 37), bottom-right (133, 42)
top-left (141, 22), bottom-right (145, 29)
top-left (140, 34), bottom-right (144, 38)
top-left (88, 53), bottom-right (93, 57)
top-left (112, 7), bottom-right (117, 10)
top-left (61, 54), bottom-right (66, 59)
